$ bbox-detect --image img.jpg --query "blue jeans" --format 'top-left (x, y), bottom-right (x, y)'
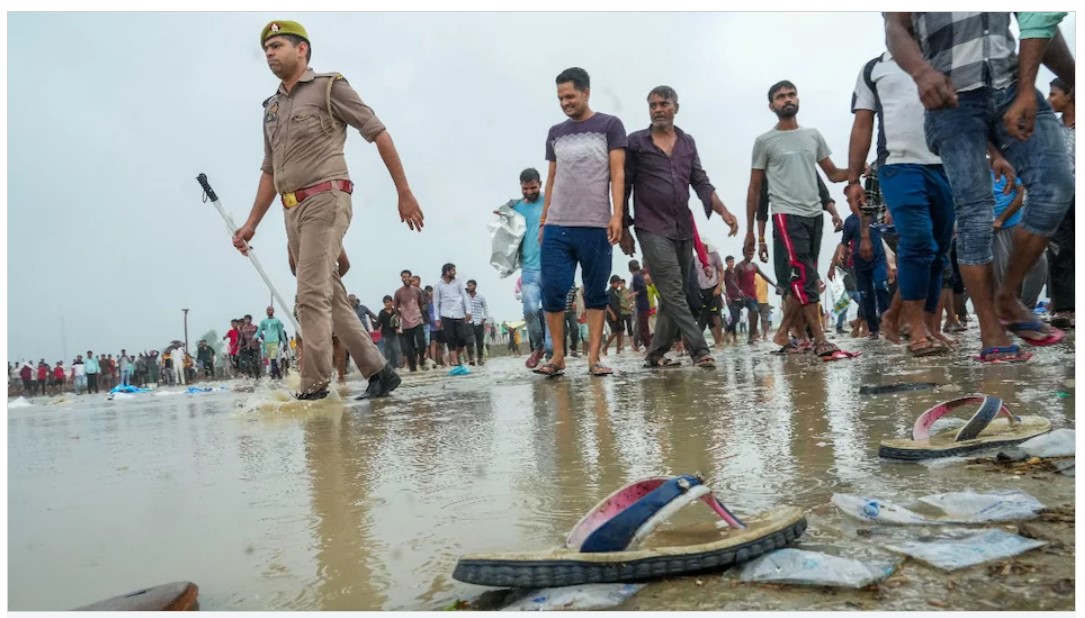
top-left (541, 226), bottom-right (612, 312)
top-left (520, 268), bottom-right (552, 354)
top-left (379, 336), bottom-right (401, 368)
top-left (925, 84), bottom-right (1074, 265)
top-left (878, 164), bottom-right (955, 312)
top-left (854, 260), bottom-right (890, 332)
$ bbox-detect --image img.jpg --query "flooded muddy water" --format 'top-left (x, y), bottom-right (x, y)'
top-left (7, 332), bottom-right (1075, 610)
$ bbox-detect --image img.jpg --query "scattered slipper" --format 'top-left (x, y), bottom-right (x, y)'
top-left (815, 342), bottom-right (859, 362)
top-left (452, 475), bottom-right (807, 588)
top-left (974, 345), bottom-right (1032, 364)
top-left (821, 350), bottom-right (861, 362)
top-left (879, 395), bottom-right (1052, 460)
top-left (1004, 320), bottom-right (1066, 347)
top-left (532, 363), bottom-right (565, 378)
top-left (589, 363), bottom-right (614, 377)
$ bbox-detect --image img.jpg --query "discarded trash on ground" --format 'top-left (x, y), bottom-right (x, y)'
top-left (1020, 429), bottom-right (1075, 458)
top-left (833, 490), bottom-right (1044, 525)
top-left (884, 528), bottom-right (1046, 571)
top-left (500, 583), bottom-right (643, 611)
top-left (738, 548), bottom-right (899, 589)
top-left (449, 366), bottom-right (471, 377)
top-left (859, 382), bottom-right (940, 396)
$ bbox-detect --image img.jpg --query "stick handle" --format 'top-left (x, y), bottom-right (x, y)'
top-left (196, 174), bottom-right (301, 337)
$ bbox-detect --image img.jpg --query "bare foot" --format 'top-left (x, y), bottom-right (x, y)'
top-left (881, 312), bottom-right (901, 344)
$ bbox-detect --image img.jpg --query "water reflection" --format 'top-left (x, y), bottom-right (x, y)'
top-left (6, 336), bottom-right (1076, 610)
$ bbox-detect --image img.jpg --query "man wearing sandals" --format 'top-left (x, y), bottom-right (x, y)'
top-left (620, 85), bottom-right (739, 369)
top-left (744, 80), bottom-right (850, 360)
top-left (885, 12), bottom-right (1074, 362)
top-left (535, 67), bottom-right (627, 378)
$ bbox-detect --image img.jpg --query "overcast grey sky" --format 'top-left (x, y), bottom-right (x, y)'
top-left (6, 11), bottom-right (1075, 361)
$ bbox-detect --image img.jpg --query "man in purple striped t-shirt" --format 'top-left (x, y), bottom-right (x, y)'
top-left (536, 67), bottom-right (626, 378)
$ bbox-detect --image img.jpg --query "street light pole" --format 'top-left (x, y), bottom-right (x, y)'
top-left (183, 308), bottom-right (189, 353)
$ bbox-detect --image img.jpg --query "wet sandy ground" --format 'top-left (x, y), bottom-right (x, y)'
top-left (6, 331), bottom-right (1075, 610)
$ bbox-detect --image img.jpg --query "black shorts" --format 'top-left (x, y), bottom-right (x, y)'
top-left (608, 319), bottom-right (624, 334)
top-left (699, 288), bottom-right (722, 315)
top-left (442, 317), bottom-right (467, 349)
top-left (772, 212), bottom-right (823, 305)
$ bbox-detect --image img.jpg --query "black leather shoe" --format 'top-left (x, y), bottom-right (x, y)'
top-left (355, 363), bottom-right (402, 400)
top-left (294, 389), bottom-right (329, 401)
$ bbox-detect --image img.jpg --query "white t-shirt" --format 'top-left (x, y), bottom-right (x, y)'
top-left (72, 363), bottom-right (86, 377)
top-left (851, 52), bottom-right (941, 167)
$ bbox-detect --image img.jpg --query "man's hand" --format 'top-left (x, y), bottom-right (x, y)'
top-left (744, 231), bottom-right (756, 256)
top-left (1004, 91), bottom-right (1039, 141)
top-left (606, 215), bottom-right (623, 245)
top-left (398, 191), bottom-right (425, 231)
top-left (859, 237), bottom-right (874, 262)
top-left (233, 223), bottom-right (256, 256)
top-left (828, 267), bottom-right (836, 281)
top-left (913, 66), bottom-right (958, 110)
top-left (832, 213), bottom-right (844, 232)
top-left (435, 320), bottom-right (442, 331)
top-left (537, 224), bottom-right (545, 247)
top-left (884, 209), bottom-right (894, 226)
top-left (619, 228), bottom-right (636, 256)
top-left (844, 183), bottom-right (866, 214)
top-left (722, 210), bottom-right (739, 237)
top-left (713, 286), bottom-right (722, 297)
top-left (888, 265), bottom-right (898, 285)
top-left (993, 218), bottom-right (1004, 230)
top-left (991, 157), bottom-right (1017, 193)
top-left (465, 314), bottom-right (472, 324)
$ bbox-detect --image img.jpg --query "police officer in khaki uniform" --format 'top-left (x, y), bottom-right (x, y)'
top-left (233, 20), bottom-right (424, 400)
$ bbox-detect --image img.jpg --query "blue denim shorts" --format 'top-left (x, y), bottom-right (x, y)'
top-left (540, 225), bottom-right (612, 312)
top-left (925, 83), bottom-right (1074, 265)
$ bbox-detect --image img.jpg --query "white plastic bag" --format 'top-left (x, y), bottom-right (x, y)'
top-left (488, 201), bottom-right (526, 279)
top-left (738, 548), bottom-right (899, 588)
top-left (1020, 428), bottom-right (1075, 458)
top-left (501, 583), bottom-right (642, 611)
top-left (884, 528), bottom-right (1046, 571)
top-left (833, 489), bottom-right (1043, 525)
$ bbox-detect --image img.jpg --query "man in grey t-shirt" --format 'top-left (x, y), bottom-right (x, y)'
top-left (536, 67), bottom-right (627, 378)
top-left (745, 80), bottom-right (850, 359)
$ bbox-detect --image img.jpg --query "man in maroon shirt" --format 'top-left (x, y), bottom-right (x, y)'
top-left (394, 269), bottom-right (428, 371)
top-left (620, 85), bottom-right (738, 368)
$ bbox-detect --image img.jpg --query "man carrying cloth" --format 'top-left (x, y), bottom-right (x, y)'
top-left (233, 20), bottom-right (424, 399)
top-left (620, 85), bottom-right (738, 369)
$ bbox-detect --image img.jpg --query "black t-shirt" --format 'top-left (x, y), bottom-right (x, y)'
top-left (377, 309), bottom-right (398, 337)
top-left (608, 288), bottom-right (622, 319)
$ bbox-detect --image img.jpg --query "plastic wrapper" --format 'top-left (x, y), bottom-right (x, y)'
top-left (488, 201), bottom-right (526, 279)
top-left (884, 528), bottom-right (1045, 571)
top-left (1020, 428), bottom-right (1075, 458)
top-left (501, 583), bottom-right (642, 611)
top-left (739, 548), bottom-right (899, 588)
top-left (833, 490), bottom-right (1044, 525)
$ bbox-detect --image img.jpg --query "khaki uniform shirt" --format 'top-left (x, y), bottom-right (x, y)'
top-left (261, 68), bottom-right (386, 194)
